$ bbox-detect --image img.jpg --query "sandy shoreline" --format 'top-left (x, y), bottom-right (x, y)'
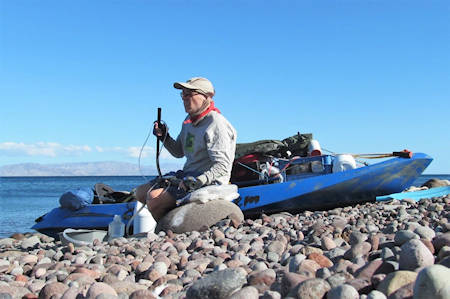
top-left (0, 193), bottom-right (449, 298)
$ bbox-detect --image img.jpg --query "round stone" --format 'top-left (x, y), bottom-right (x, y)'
top-left (327, 284), bottom-right (359, 299)
top-left (399, 239), bottom-right (434, 270)
top-left (413, 264), bottom-right (450, 299)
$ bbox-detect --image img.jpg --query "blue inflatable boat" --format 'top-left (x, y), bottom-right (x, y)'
top-left (32, 152), bottom-right (432, 238)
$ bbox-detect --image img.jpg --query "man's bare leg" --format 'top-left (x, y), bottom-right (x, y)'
top-left (135, 182), bottom-right (177, 221)
top-left (135, 182), bottom-right (152, 204)
top-left (146, 189), bottom-right (176, 221)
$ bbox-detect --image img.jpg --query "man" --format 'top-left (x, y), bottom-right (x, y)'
top-left (136, 77), bottom-right (237, 224)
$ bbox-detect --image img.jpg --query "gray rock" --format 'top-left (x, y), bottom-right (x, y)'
top-left (385, 261), bottom-right (399, 272)
top-left (367, 290), bottom-right (387, 299)
top-left (399, 239), bottom-right (435, 270)
top-left (248, 268), bottom-right (276, 288)
top-left (344, 242), bottom-right (371, 260)
top-left (316, 267), bottom-right (332, 279)
top-left (377, 271), bottom-right (417, 297)
top-left (129, 289), bottom-right (155, 299)
top-left (250, 261), bottom-right (268, 271)
top-left (267, 252), bottom-right (280, 263)
top-left (117, 293), bottom-right (128, 299)
top-left (156, 201), bottom-right (244, 234)
top-left (0, 294), bottom-right (12, 299)
top-left (38, 282), bottom-right (69, 299)
top-left (414, 225), bottom-right (436, 240)
top-left (0, 239), bottom-right (14, 247)
top-left (289, 278), bottom-right (331, 299)
top-left (38, 257), bottom-right (52, 265)
top-left (437, 245), bottom-right (450, 261)
top-left (288, 254), bottom-right (306, 273)
top-left (321, 236), bottom-right (337, 251)
top-left (151, 261), bottom-right (168, 276)
top-left (261, 290), bottom-right (282, 299)
top-left (325, 247), bottom-right (347, 260)
top-left (349, 231), bottom-right (368, 245)
top-left (61, 286), bottom-right (81, 299)
top-left (432, 232), bottom-right (450, 252)
top-left (421, 178), bottom-right (450, 188)
top-left (394, 230), bottom-right (419, 246)
top-left (389, 282), bottom-right (414, 299)
top-left (20, 235), bottom-right (41, 249)
top-left (327, 273), bottom-right (352, 289)
top-left (439, 255), bottom-right (450, 267)
top-left (381, 247), bottom-right (395, 261)
top-left (186, 268), bottom-right (246, 299)
top-left (86, 282), bottom-right (118, 299)
top-left (327, 284), bottom-right (359, 299)
top-left (413, 264), bottom-right (450, 299)
top-left (96, 294), bottom-right (119, 299)
top-left (367, 223), bottom-right (380, 233)
top-left (265, 240), bottom-right (286, 256)
top-left (228, 286), bottom-right (259, 299)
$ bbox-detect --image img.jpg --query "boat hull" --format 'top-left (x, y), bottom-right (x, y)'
top-left (32, 202), bottom-right (136, 239)
top-left (235, 153), bottom-right (432, 217)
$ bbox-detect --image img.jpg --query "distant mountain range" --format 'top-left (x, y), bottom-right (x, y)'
top-left (0, 161), bottom-right (183, 176)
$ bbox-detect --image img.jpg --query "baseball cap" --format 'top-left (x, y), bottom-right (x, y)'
top-left (173, 77), bottom-right (215, 95)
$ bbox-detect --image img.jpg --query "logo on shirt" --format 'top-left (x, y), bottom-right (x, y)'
top-left (185, 133), bottom-right (195, 153)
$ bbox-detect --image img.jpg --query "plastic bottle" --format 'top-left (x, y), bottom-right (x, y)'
top-left (108, 215), bottom-right (124, 240)
top-left (133, 201), bottom-right (156, 234)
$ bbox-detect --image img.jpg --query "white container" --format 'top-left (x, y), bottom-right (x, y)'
top-left (133, 201), bottom-right (156, 234)
top-left (108, 215), bottom-right (125, 240)
top-left (332, 154), bottom-right (357, 172)
top-left (60, 229), bottom-right (107, 247)
top-left (308, 139), bottom-right (322, 156)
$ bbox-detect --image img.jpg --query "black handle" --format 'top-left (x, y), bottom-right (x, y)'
top-left (393, 150), bottom-right (412, 159)
top-left (156, 107), bottom-right (162, 178)
top-left (157, 107), bottom-right (161, 125)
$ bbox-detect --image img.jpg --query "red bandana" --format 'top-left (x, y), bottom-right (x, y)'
top-left (183, 101), bottom-right (221, 125)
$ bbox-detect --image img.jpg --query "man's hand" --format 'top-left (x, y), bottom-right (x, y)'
top-left (182, 176), bottom-right (206, 191)
top-left (153, 121), bottom-right (168, 140)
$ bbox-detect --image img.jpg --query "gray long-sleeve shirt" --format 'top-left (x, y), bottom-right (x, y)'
top-left (163, 111), bottom-right (237, 185)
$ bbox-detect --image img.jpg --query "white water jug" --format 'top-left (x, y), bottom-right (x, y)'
top-left (133, 201), bottom-right (156, 234)
top-left (108, 215), bottom-right (124, 240)
top-left (332, 154), bottom-right (357, 172)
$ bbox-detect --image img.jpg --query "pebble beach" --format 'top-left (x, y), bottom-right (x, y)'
top-left (1, 189), bottom-right (449, 298)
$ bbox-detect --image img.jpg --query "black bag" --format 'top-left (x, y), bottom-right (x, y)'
top-left (282, 132), bottom-right (313, 157)
top-left (235, 133), bottom-right (313, 159)
top-left (235, 140), bottom-right (287, 159)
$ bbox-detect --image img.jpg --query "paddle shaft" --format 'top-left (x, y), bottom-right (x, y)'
top-left (354, 150), bottom-right (412, 159)
top-left (156, 108), bottom-right (162, 178)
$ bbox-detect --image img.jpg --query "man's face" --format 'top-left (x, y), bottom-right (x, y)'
top-left (181, 89), bottom-right (207, 115)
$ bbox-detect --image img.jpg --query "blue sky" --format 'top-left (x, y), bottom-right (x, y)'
top-left (1, 0), bottom-right (449, 174)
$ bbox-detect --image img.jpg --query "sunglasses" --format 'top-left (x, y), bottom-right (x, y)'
top-left (180, 90), bottom-right (205, 98)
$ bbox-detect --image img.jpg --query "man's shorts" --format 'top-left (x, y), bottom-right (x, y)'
top-left (149, 170), bottom-right (200, 200)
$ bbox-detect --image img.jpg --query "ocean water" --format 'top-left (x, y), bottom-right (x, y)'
top-left (0, 176), bottom-right (152, 238)
top-left (0, 174), bottom-right (449, 238)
